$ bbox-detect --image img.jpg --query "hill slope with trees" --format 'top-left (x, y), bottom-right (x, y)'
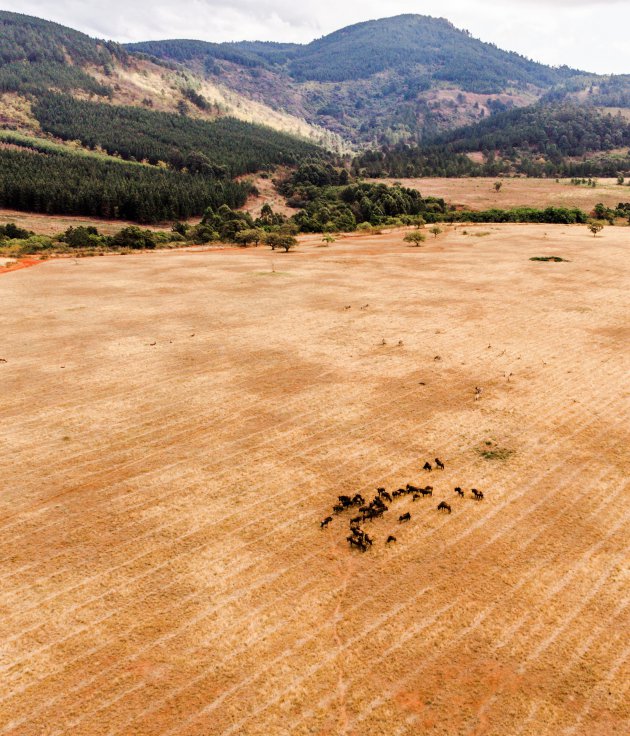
top-left (353, 104), bottom-right (630, 178)
top-left (0, 11), bottom-right (331, 223)
top-left (128, 14), bottom-right (618, 146)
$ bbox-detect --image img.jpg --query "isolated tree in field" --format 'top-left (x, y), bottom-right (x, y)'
top-left (264, 232), bottom-right (297, 252)
top-left (588, 222), bottom-right (604, 237)
top-left (322, 234), bottom-right (336, 245)
top-left (429, 226), bottom-right (442, 239)
top-left (404, 231), bottom-right (426, 246)
top-left (494, 181), bottom-right (503, 192)
top-left (617, 175), bottom-right (625, 185)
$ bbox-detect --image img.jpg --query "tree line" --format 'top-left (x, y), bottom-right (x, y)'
top-left (353, 104), bottom-right (630, 178)
top-left (0, 148), bottom-right (250, 223)
top-left (32, 93), bottom-right (324, 177)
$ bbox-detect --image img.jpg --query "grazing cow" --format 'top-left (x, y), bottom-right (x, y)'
top-left (455, 487), bottom-right (464, 498)
top-left (333, 504), bottom-right (345, 514)
top-left (347, 536), bottom-right (365, 551)
top-left (399, 512), bottom-right (411, 522)
top-left (423, 462), bottom-right (433, 471)
top-left (435, 458), bottom-right (445, 470)
top-left (363, 533), bottom-right (374, 547)
top-left (392, 489), bottom-right (403, 498)
top-left (406, 484), bottom-right (420, 494)
top-left (386, 535), bottom-right (397, 544)
top-left (321, 516), bottom-right (333, 528)
top-left (437, 501), bottom-right (452, 513)
top-left (416, 487), bottom-right (432, 497)
top-left (380, 490), bottom-right (392, 503)
top-left (350, 516), bottom-right (362, 526)
top-left (412, 493), bottom-right (421, 501)
top-left (338, 495), bottom-right (353, 507)
top-left (352, 494), bottom-right (365, 506)
top-left (472, 489), bottom-right (484, 501)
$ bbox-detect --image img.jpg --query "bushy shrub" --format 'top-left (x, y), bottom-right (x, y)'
top-left (108, 226), bottom-right (158, 249)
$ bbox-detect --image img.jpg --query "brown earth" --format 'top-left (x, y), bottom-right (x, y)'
top-left (0, 224), bottom-right (628, 736)
top-left (370, 177), bottom-right (630, 213)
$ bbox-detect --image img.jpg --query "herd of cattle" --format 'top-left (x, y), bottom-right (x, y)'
top-left (320, 458), bottom-right (485, 552)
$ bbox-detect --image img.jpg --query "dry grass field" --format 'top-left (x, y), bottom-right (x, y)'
top-left (370, 177), bottom-right (630, 213)
top-left (0, 224), bottom-right (628, 736)
top-left (0, 209), bottom-right (170, 236)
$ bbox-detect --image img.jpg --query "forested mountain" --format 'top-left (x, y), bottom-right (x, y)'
top-left (129, 14), bottom-right (617, 146)
top-left (353, 104), bottom-right (630, 178)
top-left (32, 93), bottom-right (322, 176)
top-left (132, 15), bottom-right (578, 91)
top-left (0, 10), bottom-right (329, 222)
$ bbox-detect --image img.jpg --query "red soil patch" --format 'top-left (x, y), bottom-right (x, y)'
top-left (0, 256), bottom-right (42, 275)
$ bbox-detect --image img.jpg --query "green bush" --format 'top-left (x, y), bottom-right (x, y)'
top-left (108, 226), bottom-right (157, 250)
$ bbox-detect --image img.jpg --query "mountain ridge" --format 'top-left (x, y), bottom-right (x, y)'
top-left (127, 13), bottom-right (623, 146)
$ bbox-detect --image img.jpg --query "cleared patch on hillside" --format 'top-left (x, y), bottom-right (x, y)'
top-left (0, 92), bottom-right (39, 130)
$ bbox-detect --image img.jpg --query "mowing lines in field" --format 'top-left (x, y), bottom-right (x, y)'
top-left (1, 388), bottom-right (474, 728)
top-left (349, 511), bottom-right (630, 735)
top-left (287, 466), bottom-right (625, 735)
top-left (3, 356), bottom-right (628, 732)
top-left (1, 386), bottom-right (612, 736)
top-left (0, 375), bottom-right (434, 638)
top-left (3, 376), bottom-right (593, 682)
top-left (151, 426), bottom-right (620, 733)
top-left (562, 640), bottom-right (630, 735)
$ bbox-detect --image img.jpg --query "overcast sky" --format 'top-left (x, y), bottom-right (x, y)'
top-left (2, 0), bottom-right (629, 74)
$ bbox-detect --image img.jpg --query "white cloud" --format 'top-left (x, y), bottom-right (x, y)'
top-left (1, 0), bottom-right (629, 74)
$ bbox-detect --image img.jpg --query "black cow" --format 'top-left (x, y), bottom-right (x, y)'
top-left (399, 512), bottom-right (411, 522)
top-left (437, 501), bottom-right (452, 513)
top-left (321, 516), bottom-right (333, 528)
top-left (423, 462), bottom-right (433, 471)
top-left (435, 458), bottom-right (445, 470)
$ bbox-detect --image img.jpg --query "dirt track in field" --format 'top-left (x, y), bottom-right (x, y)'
top-left (0, 224), bottom-right (628, 736)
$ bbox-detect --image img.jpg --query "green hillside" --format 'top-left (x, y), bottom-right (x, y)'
top-left (128, 15), bottom-right (601, 145)
top-left (287, 16), bottom-right (580, 90)
top-left (354, 104), bottom-right (630, 178)
top-left (0, 11), bottom-right (328, 223)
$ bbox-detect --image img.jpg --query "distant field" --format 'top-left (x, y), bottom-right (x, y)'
top-left (1, 224), bottom-right (628, 735)
top-left (0, 209), bottom-right (170, 235)
top-left (370, 177), bottom-right (630, 212)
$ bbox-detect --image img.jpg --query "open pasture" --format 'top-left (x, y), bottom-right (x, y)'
top-left (0, 224), bottom-right (628, 735)
top-left (370, 177), bottom-right (630, 213)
